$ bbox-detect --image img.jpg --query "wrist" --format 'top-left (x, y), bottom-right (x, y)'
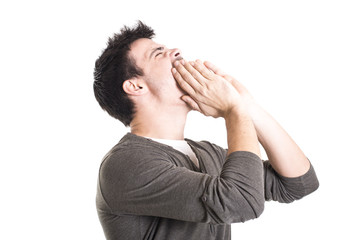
top-left (223, 102), bottom-right (250, 120)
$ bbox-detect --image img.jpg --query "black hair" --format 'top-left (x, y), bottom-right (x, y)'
top-left (93, 21), bottom-right (155, 126)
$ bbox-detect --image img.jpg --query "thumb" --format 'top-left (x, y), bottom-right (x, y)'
top-left (181, 95), bottom-right (201, 112)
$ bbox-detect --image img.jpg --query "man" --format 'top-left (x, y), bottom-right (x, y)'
top-left (93, 21), bottom-right (319, 240)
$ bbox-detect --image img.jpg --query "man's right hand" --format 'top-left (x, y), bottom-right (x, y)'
top-left (172, 59), bottom-right (260, 157)
top-left (172, 60), bottom-right (246, 118)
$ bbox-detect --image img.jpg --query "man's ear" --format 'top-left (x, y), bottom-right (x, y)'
top-left (123, 78), bottom-right (148, 96)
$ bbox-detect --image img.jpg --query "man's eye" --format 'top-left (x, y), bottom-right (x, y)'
top-left (155, 52), bottom-right (163, 57)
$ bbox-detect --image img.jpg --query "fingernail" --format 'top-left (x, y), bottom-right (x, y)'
top-left (174, 61), bottom-right (179, 66)
top-left (180, 60), bottom-right (185, 65)
top-left (190, 61), bottom-right (195, 66)
top-left (172, 68), bottom-right (177, 73)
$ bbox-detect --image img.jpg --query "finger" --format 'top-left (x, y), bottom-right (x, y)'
top-left (204, 61), bottom-right (235, 84)
top-left (181, 95), bottom-right (202, 112)
top-left (172, 67), bottom-right (196, 97)
top-left (191, 60), bottom-right (216, 80)
top-left (203, 61), bottom-right (226, 76)
top-left (174, 61), bottom-right (204, 91)
top-left (183, 61), bottom-right (207, 86)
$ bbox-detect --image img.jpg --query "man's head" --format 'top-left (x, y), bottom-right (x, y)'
top-left (93, 21), bottom-right (184, 127)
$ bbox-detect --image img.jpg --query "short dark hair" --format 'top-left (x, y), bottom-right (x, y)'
top-left (93, 21), bottom-right (155, 126)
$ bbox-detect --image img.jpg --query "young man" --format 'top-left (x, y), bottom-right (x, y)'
top-left (93, 21), bottom-right (319, 240)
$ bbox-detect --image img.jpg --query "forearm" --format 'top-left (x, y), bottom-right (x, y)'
top-left (194, 60), bottom-right (312, 178)
top-left (225, 106), bottom-right (261, 157)
top-left (249, 102), bottom-right (310, 177)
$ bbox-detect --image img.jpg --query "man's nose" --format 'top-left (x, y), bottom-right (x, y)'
top-left (169, 48), bottom-right (182, 61)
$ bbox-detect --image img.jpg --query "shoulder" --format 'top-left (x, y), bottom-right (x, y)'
top-left (99, 133), bottom-right (174, 175)
top-left (102, 141), bottom-right (169, 168)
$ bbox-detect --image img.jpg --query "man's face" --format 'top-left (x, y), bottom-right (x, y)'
top-left (129, 38), bottom-right (185, 105)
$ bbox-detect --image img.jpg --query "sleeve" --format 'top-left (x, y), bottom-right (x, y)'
top-left (200, 143), bottom-right (319, 204)
top-left (98, 148), bottom-right (265, 225)
top-left (263, 160), bottom-right (319, 203)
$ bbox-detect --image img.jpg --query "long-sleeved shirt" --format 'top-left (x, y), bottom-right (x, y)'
top-left (96, 132), bottom-right (319, 239)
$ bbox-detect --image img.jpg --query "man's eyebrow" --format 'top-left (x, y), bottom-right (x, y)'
top-left (149, 46), bottom-right (164, 59)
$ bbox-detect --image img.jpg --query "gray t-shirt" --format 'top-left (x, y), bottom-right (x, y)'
top-left (96, 133), bottom-right (319, 240)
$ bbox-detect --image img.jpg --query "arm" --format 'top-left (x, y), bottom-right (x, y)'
top-left (199, 61), bottom-right (319, 201)
top-left (203, 61), bottom-right (310, 177)
top-left (250, 103), bottom-right (310, 177)
top-left (99, 142), bottom-right (264, 224)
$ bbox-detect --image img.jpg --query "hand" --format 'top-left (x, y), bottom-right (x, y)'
top-left (172, 60), bottom-right (245, 118)
top-left (202, 61), bottom-right (255, 106)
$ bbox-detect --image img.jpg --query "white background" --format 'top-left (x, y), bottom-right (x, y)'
top-left (1, 0), bottom-right (359, 239)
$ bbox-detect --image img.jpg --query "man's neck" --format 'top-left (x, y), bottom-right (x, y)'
top-left (130, 104), bottom-right (189, 140)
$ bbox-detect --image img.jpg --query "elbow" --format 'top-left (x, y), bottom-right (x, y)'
top-left (245, 191), bottom-right (265, 220)
top-left (300, 175), bottom-right (320, 199)
top-left (230, 193), bottom-right (265, 224)
top-left (296, 166), bottom-right (320, 201)
top-left (284, 175), bottom-right (320, 203)
top-left (253, 197), bottom-right (265, 218)
top-left (203, 190), bottom-right (265, 225)
top-left (277, 163), bottom-right (320, 203)
top-left (289, 179), bottom-right (320, 203)
top-left (230, 180), bottom-right (266, 223)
